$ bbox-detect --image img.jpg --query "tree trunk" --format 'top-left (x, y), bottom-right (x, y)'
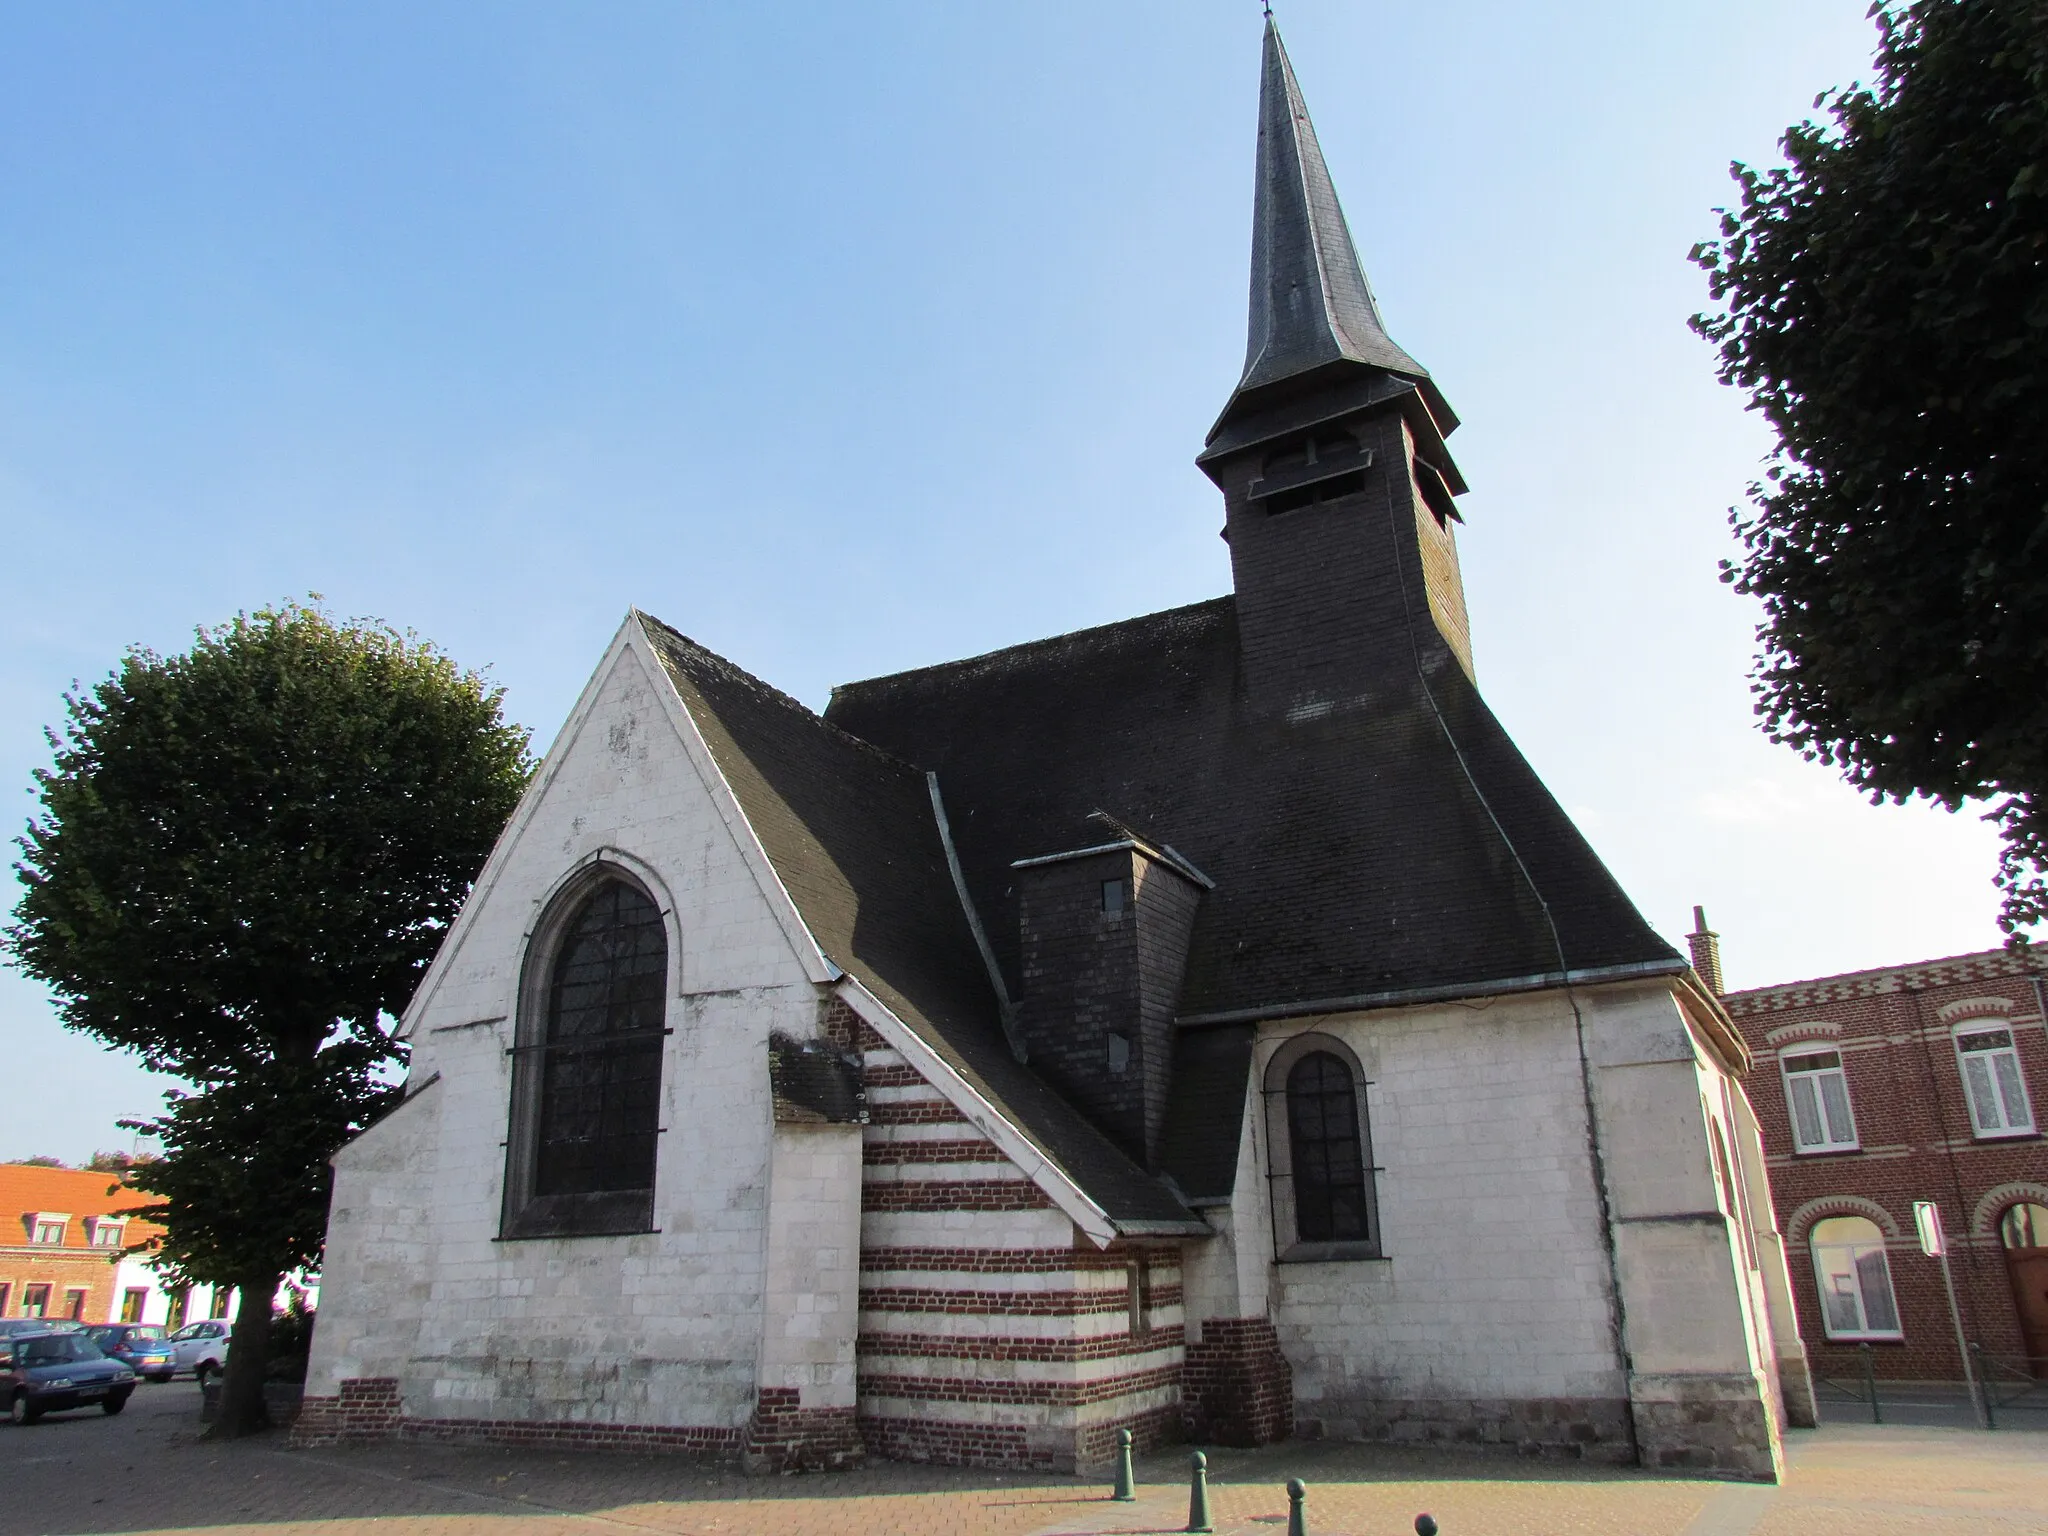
top-left (205, 1266), bottom-right (281, 1439)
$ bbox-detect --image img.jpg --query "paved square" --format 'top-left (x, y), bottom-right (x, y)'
top-left (4, 1385), bottom-right (2043, 1536)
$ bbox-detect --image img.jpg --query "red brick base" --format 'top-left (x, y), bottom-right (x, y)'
top-left (289, 1377), bottom-right (743, 1455)
top-left (742, 1388), bottom-right (865, 1473)
top-left (1182, 1317), bottom-right (1293, 1446)
top-left (291, 1377), bottom-right (402, 1446)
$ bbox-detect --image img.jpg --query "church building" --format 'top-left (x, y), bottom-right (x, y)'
top-left (299, 21), bottom-right (1811, 1481)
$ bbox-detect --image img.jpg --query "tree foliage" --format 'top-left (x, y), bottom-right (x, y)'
top-left (6, 602), bottom-right (531, 1432)
top-left (1691, 0), bottom-right (2048, 935)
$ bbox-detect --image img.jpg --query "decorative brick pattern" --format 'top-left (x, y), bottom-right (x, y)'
top-left (1182, 1317), bottom-right (1294, 1446)
top-left (860, 1138), bottom-right (1008, 1165)
top-left (853, 1038), bottom-right (1188, 1470)
top-left (859, 1180), bottom-right (1056, 1214)
top-left (858, 1363), bottom-right (1183, 1410)
top-left (859, 1283), bottom-right (1176, 1317)
top-left (859, 1326), bottom-right (1185, 1364)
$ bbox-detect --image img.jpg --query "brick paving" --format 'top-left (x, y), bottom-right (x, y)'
top-left (4, 1383), bottom-right (2044, 1536)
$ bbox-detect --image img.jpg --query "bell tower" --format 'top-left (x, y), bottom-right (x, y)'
top-left (1199, 19), bottom-right (1473, 716)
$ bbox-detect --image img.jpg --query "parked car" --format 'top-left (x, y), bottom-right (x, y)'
top-left (166, 1319), bottom-right (231, 1382)
top-left (4, 1330), bottom-right (135, 1424)
top-left (0, 1319), bottom-right (83, 1337)
top-left (85, 1324), bottom-right (176, 1383)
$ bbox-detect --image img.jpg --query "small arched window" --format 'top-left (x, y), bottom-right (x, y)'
top-left (1808, 1215), bottom-right (1902, 1340)
top-left (504, 874), bottom-right (669, 1238)
top-left (1284, 1050), bottom-right (1374, 1247)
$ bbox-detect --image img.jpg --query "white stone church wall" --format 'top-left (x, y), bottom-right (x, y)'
top-left (1255, 990), bottom-right (1626, 1446)
top-left (304, 636), bottom-right (825, 1446)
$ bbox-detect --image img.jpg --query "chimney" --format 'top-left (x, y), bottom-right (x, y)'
top-left (1012, 838), bottom-right (1206, 1168)
top-left (1687, 906), bottom-right (1724, 995)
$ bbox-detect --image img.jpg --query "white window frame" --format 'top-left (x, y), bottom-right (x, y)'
top-left (1809, 1217), bottom-right (1904, 1341)
top-left (86, 1218), bottom-right (125, 1247)
top-left (30, 1220), bottom-right (65, 1245)
top-left (1780, 1048), bottom-right (1860, 1153)
top-left (1952, 1023), bottom-right (2036, 1139)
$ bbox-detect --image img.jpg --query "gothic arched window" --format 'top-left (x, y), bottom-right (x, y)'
top-left (504, 874), bottom-right (669, 1238)
top-left (1286, 1051), bottom-right (1371, 1243)
top-left (1261, 1034), bottom-right (1381, 1259)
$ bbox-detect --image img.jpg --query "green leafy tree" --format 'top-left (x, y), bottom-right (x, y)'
top-left (6, 602), bottom-right (530, 1435)
top-left (1691, 0), bottom-right (2048, 936)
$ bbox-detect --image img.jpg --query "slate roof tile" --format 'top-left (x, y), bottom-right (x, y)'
top-left (639, 616), bottom-right (1195, 1229)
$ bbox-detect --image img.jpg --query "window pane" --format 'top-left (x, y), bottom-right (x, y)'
top-left (1962, 1053), bottom-right (2004, 1131)
top-left (1991, 1051), bottom-right (2032, 1129)
top-left (1818, 1072), bottom-right (1856, 1145)
top-left (1787, 1074), bottom-right (1824, 1149)
top-left (1817, 1253), bottom-right (1864, 1334)
top-left (2001, 1203), bottom-right (2048, 1249)
top-left (1855, 1248), bottom-right (1900, 1333)
top-left (1810, 1217), bottom-right (1902, 1338)
top-left (1287, 1051), bottom-right (1369, 1243)
top-left (533, 881), bottom-right (667, 1199)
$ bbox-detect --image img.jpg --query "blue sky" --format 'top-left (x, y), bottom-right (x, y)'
top-left (0, 1), bottom-right (2004, 1162)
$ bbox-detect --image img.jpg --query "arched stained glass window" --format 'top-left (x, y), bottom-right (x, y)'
top-left (1287, 1052), bottom-right (1370, 1243)
top-left (533, 880), bottom-right (667, 1198)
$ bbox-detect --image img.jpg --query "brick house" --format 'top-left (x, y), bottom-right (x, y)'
top-left (299, 21), bottom-right (1805, 1479)
top-left (1710, 925), bottom-right (2048, 1385)
top-left (0, 1163), bottom-right (172, 1327)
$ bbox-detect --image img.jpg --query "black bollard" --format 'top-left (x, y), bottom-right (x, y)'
top-left (1186, 1450), bottom-right (1213, 1534)
top-left (1112, 1427), bottom-right (1136, 1501)
top-left (1286, 1477), bottom-right (1307, 1536)
top-left (1415, 1516), bottom-right (1439, 1536)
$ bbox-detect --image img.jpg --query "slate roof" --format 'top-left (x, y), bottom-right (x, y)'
top-left (1213, 19), bottom-right (1453, 446)
top-left (640, 617), bottom-right (1197, 1229)
top-left (825, 597), bottom-right (1681, 1028)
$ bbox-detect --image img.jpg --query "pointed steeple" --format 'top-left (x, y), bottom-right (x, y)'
top-left (1208, 19), bottom-right (1446, 445)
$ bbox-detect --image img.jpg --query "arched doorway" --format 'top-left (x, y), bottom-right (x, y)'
top-left (2000, 1202), bottom-right (2048, 1378)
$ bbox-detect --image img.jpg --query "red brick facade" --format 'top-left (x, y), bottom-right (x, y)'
top-left (1723, 948), bottom-right (2048, 1383)
top-left (0, 1164), bottom-right (165, 1328)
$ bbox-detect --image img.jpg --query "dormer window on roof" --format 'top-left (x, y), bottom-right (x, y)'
top-left (28, 1215), bottom-right (67, 1245)
top-left (87, 1217), bottom-right (126, 1247)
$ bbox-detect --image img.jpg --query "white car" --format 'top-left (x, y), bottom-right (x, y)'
top-left (165, 1321), bottom-right (231, 1382)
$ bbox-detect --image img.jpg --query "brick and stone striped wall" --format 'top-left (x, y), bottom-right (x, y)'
top-left (830, 1002), bottom-right (1187, 1471)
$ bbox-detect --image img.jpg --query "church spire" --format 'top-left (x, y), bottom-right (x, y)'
top-left (1209, 18), bottom-right (1443, 444)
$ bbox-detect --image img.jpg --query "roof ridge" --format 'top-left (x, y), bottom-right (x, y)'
top-left (635, 612), bottom-right (933, 781)
top-left (830, 595), bottom-right (1235, 699)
